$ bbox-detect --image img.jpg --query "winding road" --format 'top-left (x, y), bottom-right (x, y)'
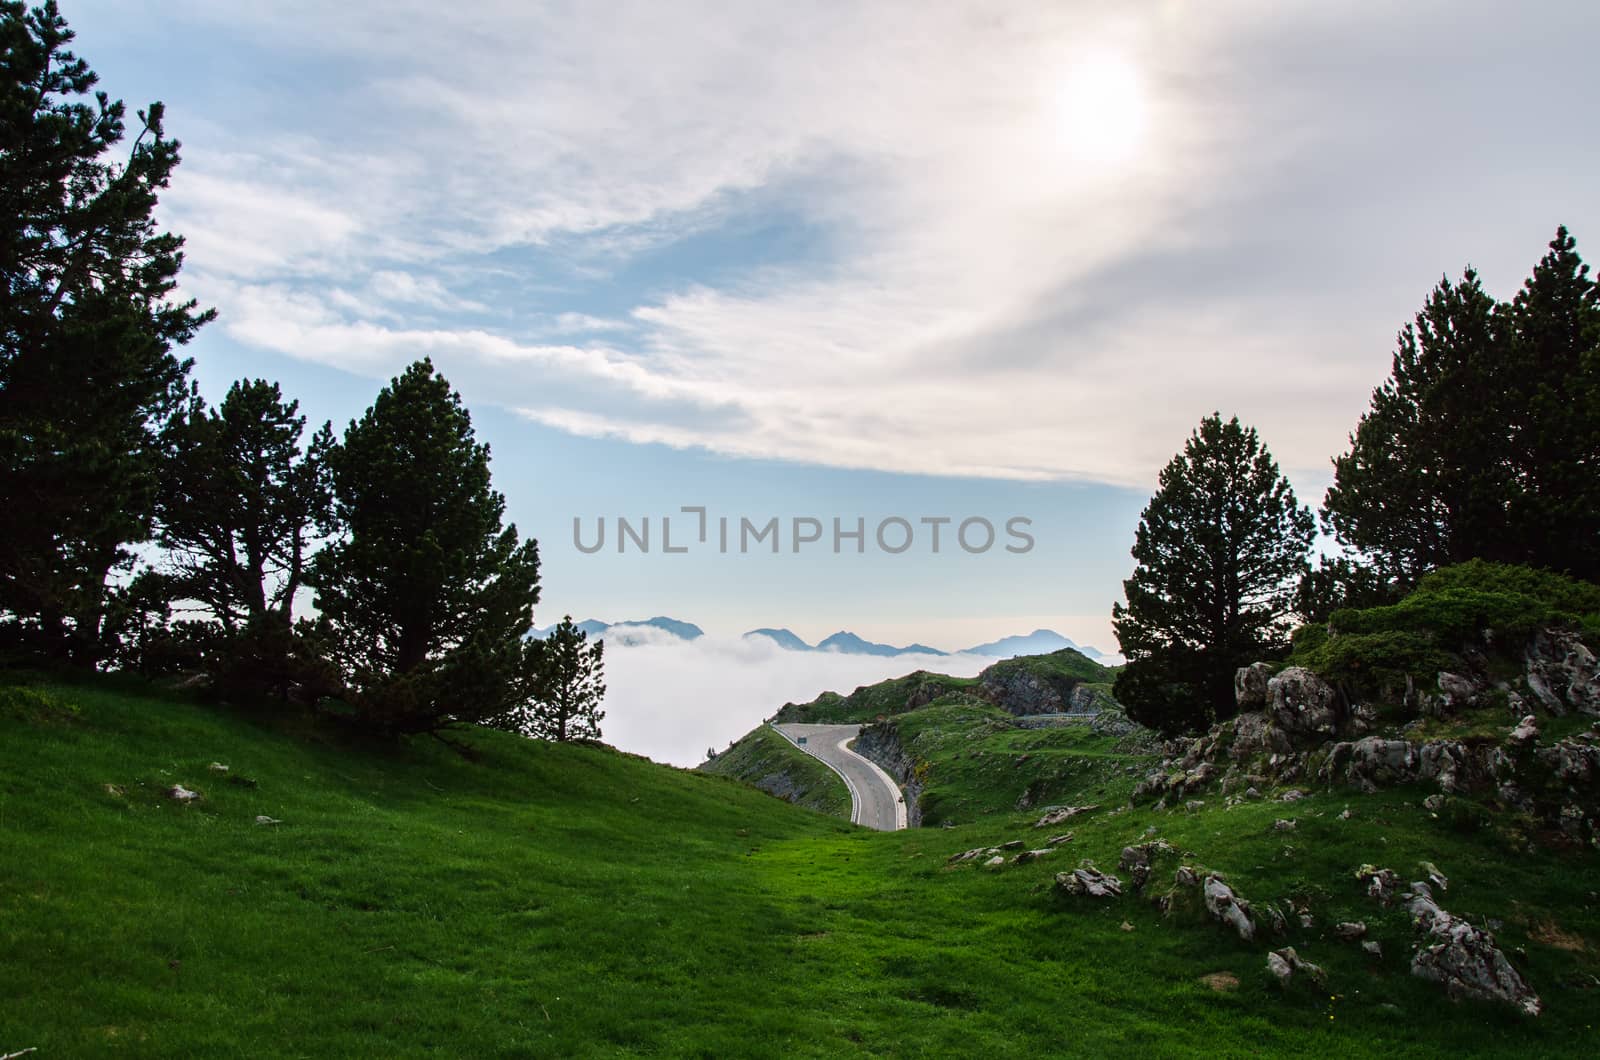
top-left (771, 723), bottom-right (908, 831)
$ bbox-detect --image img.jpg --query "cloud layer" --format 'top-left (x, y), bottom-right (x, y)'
top-left (134, 0), bottom-right (1600, 487)
top-left (596, 632), bottom-right (991, 767)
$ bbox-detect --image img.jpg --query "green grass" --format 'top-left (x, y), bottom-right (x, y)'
top-left (978, 646), bottom-right (1117, 688)
top-left (698, 725), bottom-right (851, 819)
top-left (874, 701), bottom-right (1157, 825)
top-left (3, 677), bottom-right (1598, 1057)
top-left (773, 670), bottom-right (981, 724)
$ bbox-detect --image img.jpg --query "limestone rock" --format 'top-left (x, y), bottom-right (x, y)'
top-left (1234, 662), bottom-right (1274, 710)
top-left (1203, 875), bottom-right (1256, 942)
top-left (1012, 848), bottom-right (1054, 865)
top-left (999, 839), bottom-right (1025, 851)
top-left (1045, 833), bottom-right (1075, 846)
top-left (1436, 671), bottom-right (1483, 713)
top-left (1406, 884), bottom-right (1541, 1016)
top-left (1334, 921), bottom-right (1368, 941)
top-left (983, 855), bottom-right (1006, 869)
top-left (1525, 628), bottom-right (1600, 716)
top-left (1508, 715), bottom-right (1539, 747)
top-left (1034, 805), bottom-right (1098, 828)
top-left (1363, 940), bottom-right (1383, 958)
top-left (1118, 840), bottom-right (1175, 895)
top-left (254, 815), bottom-right (281, 826)
top-left (1266, 947), bottom-right (1325, 987)
top-left (1273, 819), bottom-right (1297, 832)
top-left (1357, 865), bottom-right (1402, 906)
top-left (1055, 863), bottom-right (1123, 899)
top-left (167, 784), bottom-right (200, 802)
top-left (1266, 667), bottom-right (1340, 745)
top-left (947, 846), bottom-right (990, 865)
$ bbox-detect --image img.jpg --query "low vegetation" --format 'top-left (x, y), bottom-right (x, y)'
top-left (699, 726), bottom-right (851, 818)
top-left (5, 678), bottom-right (1598, 1056)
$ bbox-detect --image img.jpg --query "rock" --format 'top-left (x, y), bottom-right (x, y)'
top-left (1228, 710), bottom-right (1292, 761)
top-left (947, 846), bottom-right (990, 865)
top-left (1118, 840), bottom-right (1175, 894)
top-left (1525, 628), bottom-right (1600, 716)
top-left (1184, 799), bottom-right (1205, 812)
top-left (1278, 789), bottom-right (1308, 803)
top-left (1045, 833), bottom-right (1075, 846)
top-left (1012, 849), bottom-right (1054, 865)
top-left (1334, 921), bottom-right (1368, 941)
top-left (1357, 865), bottom-right (1402, 906)
top-left (166, 785), bottom-right (200, 802)
top-left (1406, 886), bottom-right (1542, 1016)
top-left (103, 783), bottom-right (125, 797)
top-left (1418, 860), bottom-right (1449, 892)
top-left (1266, 667), bottom-right (1340, 745)
top-left (999, 839), bottom-right (1025, 851)
top-left (1339, 807), bottom-right (1352, 820)
top-left (983, 855), bottom-right (1006, 869)
top-left (1203, 875), bottom-right (1256, 941)
top-left (1200, 971), bottom-right (1240, 992)
top-left (1423, 794), bottom-right (1446, 812)
top-left (1436, 671), bottom-right (1482, 713)
top-left (1244, 786), bottom-right (1262, 800)
top-left (1173, 865), bottom-right (1200, 888)
top-left (1363, 940), bottom-right (1383, 958)
top-left (1343, 738), bottom-right (1417, 792)
top-left (1235, 662), bottom-right (1274, 710)
top-left (254, 815), bottom-right (281, 826)
top-left (1120, 921), bottom-right (1135, 933)
top-left (1509, 715), bottom-right (1540, 747)
top-left (1273, 819), bottom-right (1296, 832)
top-left (1266, 947), bottom-right (1325, 987)
top-left (1417, 741), bottom-right (1472, 794)
top-left (1298, 912), bottom-right (1314, 929)
top-left (1055, 863), bottom-right (1124, 898)
top-left (207, 762), bottom-right (230, 774)
top-left (1034, 805), bottom-right (1098, 828)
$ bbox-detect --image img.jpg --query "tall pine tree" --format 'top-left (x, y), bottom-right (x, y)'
top-left (311, 359), bottom-right (541, 734)
top-left (0, 1), bottom-right (212, 664)
top-left (1112, 414), bottom-right (1313, 734)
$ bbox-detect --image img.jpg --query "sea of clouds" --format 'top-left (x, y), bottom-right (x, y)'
top-left (593, 626), bottom-right (992, 767)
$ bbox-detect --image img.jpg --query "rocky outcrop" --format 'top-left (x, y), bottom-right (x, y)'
top-left (1525, 629), bottom-right (1600, 716)
top-left (1266, 947), bottom-right (1325, 987)
top-left (1118, 840), bottom-right (1175, 895)
top-left (852, 722), bottom-right (924, 827)
top-left (1055, 862), bottom-right (1123, 898)
top-left (1201, 875), bottom-right (1257, 942)
top-left (1402, 880), bottom-right (1542, 1016)
top-left (1266, 667), bottom-right (1341, 744)
top-left (980, 667), bottom-right (1072, 716)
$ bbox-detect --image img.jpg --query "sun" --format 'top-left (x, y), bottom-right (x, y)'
top-left (1055, 52), bottom-right (1149, 166)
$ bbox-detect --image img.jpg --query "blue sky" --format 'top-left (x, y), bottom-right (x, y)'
top-left (69, 0), bottom-right (1600, 653)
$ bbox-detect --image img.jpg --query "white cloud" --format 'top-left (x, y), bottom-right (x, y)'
top-left (595, 634), bottom-right (992, 767)
top-left (137, 0), bottom-right (1600, 488)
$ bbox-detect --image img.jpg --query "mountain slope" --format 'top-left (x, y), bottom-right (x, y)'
top-left (816, 631), bottom-right (948, 657)
top-left (742, 627), bottom-right (812, 650)
top-left (4, 677), bottom-right (1596, 1055)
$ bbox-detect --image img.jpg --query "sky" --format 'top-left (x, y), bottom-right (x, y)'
top-left (63, 1), bottom-right (1600, 761)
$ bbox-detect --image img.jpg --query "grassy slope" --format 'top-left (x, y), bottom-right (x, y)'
top-left (772, 671), bottom-right (981, 725)
top-left (881, 701), bottom-right (1157, 825)
top-left (698, 725), bottom-right (851, 819)
top-left (3, 679), bottom-right (1597, 1057)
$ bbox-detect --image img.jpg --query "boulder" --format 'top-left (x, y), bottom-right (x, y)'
top-left (983, 855), bottom-right (1006, 869)
top-left (166, 784), bottom-right (200, 802)
top-left (1273, 819), bottom-right (1297, 832)
top-left (1334, 921), bottom-right (1367, 941)
top-left (1357, 865), bottom-right (1402, 906)
top-left (1202, 875), bottom-right (1256, 942)
top-left (1234, 662), bottom-right (1274, 710)
top-left (254, 815), bottom-right (281, 826)
top-left (1266, 667), bottom-right (1340, 745)
top-left (1118, 840), bottom-right (1175, 895)
top-left (1055, 863), bottom-right (1123, 899)
top-left (1266, 947), bottom-right (1325, 987)
top-left (1363, 940), bottom-right (1383, 958)
top-left (1436, 671), bottom-right (1483, 713)
top-left (1508, 715), bottom-right (1539, 747)
top-left (1227, 710), bottom-right (1291, 762)
top-left (947, 846), bottom-right (990, 865)
top-left (1034, 805), bottom-right (1098, 828)
top-left (1012, 849), bottom-right (1054, 865)
top-left (1525, 628), bottom-right (1600, 716)
top-left (1406, 884), bottom-right (1541, 1016)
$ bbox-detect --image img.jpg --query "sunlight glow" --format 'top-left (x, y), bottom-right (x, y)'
top-left (1055, 52), bottom-right (1149, 166)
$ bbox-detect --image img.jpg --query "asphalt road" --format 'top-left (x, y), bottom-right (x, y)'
top-left (771, 723), bottom-right (908, 831)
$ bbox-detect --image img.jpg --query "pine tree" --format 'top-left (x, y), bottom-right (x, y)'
top-left (1112, 414), bottom-right (1313, 734)
top-left (310, 359), bottom-right (541, 733)
top-left (144, 379), bottom-right (332, 694)
top-left (1499, 227), bottom-right (1600, 581)
top-left (0, 1), bottom-right (212, 664)
top-left (491, 617), bottom-right (606, 742)
top-left (1323, 228), bottom-right (1600, 587)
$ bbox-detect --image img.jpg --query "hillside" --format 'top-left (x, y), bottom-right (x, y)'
top-left (699, 726), bottom-right (850, 817)
top-left (3, 675), bottom-right (1598, 1056)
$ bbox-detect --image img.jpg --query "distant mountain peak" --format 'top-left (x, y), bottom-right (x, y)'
top-left (743, 628), bottom-right (811, 651)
